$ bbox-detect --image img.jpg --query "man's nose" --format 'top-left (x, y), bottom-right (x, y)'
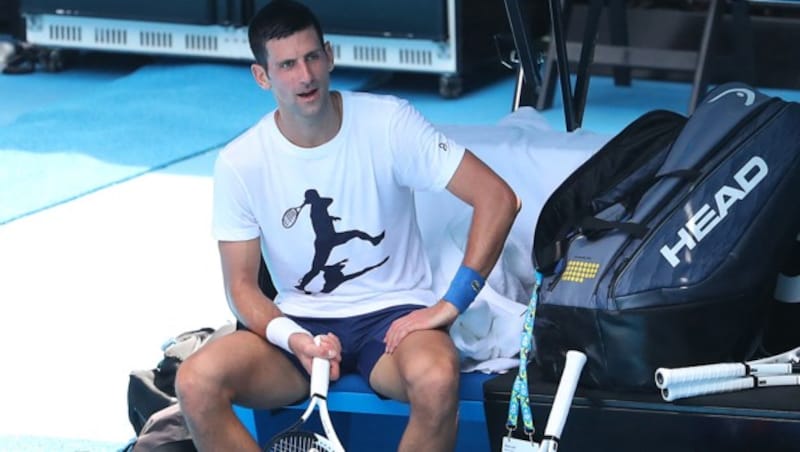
top-left (298, 60), bottom-right (313, 83)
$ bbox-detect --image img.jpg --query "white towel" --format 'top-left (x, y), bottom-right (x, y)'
top-left (418, 107), bottom-right (611, 373)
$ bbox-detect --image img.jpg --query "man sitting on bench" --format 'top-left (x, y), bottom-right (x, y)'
top-left (174, 1), bottom-right (520, 451)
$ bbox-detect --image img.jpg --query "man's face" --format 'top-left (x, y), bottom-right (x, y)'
top-left (252, 26), bottom-right (333, 120)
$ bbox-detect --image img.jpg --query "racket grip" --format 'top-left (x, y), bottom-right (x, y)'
top-left (655, 363), bottom-right (746, 388)
top-left (310, 336), bottom-right (331, 398)
top-left (656, 362), bottom-right (795, 388)
top-left (541, 350), bottom-right (587, 450)
top-left (661, 377), bottom-right (755, 401)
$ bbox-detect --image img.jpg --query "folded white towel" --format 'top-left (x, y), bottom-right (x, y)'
top-left (418, 107), bottom-right (610, 373)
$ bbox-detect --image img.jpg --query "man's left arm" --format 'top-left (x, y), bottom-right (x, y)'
top-left (384, 150), bottom-right (520, 352)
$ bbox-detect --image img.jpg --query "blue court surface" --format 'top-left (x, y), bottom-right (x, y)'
top-left (1, 46), bottom-right (799, 451)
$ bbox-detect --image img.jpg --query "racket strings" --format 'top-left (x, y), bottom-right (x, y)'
top-left (267, 432), bottom-right (336, 452)
top-left (270, 436), bottom-right (314, 452)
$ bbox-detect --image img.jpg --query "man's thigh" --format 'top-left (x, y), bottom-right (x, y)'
top-left (368, 329), bottom-right (459, 402)
top-left (184, 329), bottom-right (309, 409)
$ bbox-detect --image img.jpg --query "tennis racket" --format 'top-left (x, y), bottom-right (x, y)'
top-left (656, 345), bottom-right (800, 402)
top-left (264, 337), bottom-right (345, 452)
top-left (539, 350), bottom-right (587, 452)
top-left (282, 204), bottom-right (305, 229)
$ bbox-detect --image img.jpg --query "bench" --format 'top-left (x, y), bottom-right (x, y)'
top-left (234, 371), bottom-right (494, 451)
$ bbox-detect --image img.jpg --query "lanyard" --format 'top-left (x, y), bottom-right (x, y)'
top-left (505, 271), bottom-right (542, 439)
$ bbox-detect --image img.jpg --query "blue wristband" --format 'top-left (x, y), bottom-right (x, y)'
top-left (444, 265), bottom-right (486, 313)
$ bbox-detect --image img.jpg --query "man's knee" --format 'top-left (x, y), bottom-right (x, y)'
top-left (175, 352), bottom-right (227, 414)
top-left (174, 356), bottom-right (199, 400)
top-left (407, 355), bottom-right (460, 405)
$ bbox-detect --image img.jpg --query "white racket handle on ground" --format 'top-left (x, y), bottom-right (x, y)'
top-left (655, 362), bottom-right (797, 388)
top-left (539, 350), bottom-right (587, 452)
top-left (661, 375), bottom-right (800, 401)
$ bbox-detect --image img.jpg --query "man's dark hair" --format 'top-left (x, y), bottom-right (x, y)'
top-left (248, 0), bottom-right (325, 68)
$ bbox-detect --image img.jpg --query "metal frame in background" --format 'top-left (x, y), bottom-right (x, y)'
top-left (504, 0), bottom-right (581, 131)
top-left (22, 0), bottom-right (481, 96)
top-left (534, 0), bottom-right (756, 120)
top-left (22, 12), bottom-right (458, 71)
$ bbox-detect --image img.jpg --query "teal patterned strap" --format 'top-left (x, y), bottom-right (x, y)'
top-left (506, 271), bottom-right (541, 437)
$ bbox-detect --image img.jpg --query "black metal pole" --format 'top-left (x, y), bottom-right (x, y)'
top-left (503, 0), bottom-right (543, 90)
top-left (548, 0), bottom-right (578, 131)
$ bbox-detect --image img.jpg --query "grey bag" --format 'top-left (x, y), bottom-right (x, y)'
top-left (125, 324), bottom-right (235, 451)
top-left (132, 404), bottom-right (195, 452)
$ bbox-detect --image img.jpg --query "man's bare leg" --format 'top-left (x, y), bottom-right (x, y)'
top-left (175, 330), bottom-right (309, 451)
top-left (369, 329), bottom-right (460, 452)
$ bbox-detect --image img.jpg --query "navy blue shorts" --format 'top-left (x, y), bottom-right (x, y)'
top-left (287, 303), bottom-right (425, 382)
top-left (240, 304), bottom-right (425, 383)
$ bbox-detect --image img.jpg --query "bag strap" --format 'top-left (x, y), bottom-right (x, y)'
top-left (577, 168), bottom-right (701, 240)
top-left (505, 272), bottom-right (542, 440)
top-left (578, 215), bottom-right (649, 239)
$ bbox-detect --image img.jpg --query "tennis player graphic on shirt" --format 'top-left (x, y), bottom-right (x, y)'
top-left (293, 188), bottom-right (387, 294)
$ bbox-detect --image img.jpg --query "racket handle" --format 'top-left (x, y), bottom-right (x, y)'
top-left (310, 336), bottom-right (331, 398)
top-left (656, 362), bottom-right (795, 388)
top-left (656, 363), bottom-right (746, 388)
top-left (758, 375), bottom-right (800, 387)
top-left (661, 377), bottom-right (755, 401)
top-left (541, 350), bottom-right (587, 451)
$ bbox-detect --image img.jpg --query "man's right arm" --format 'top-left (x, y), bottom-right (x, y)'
top-left (218, 238), bottom-right (281, 338)
top-left (219, 238), bottom-right (342, 376)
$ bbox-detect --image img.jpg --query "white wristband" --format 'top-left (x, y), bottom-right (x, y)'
top-left (265, 316), bottom-right (311, 354)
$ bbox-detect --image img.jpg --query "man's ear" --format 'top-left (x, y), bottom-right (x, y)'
top-left (325, 41), bottom-right (335, 72)
top-left (251, 63), bottom-right (271, 90)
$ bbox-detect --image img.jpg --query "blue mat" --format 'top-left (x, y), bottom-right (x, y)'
top-left (0, 63), bottom-right (133, 128)
top-left (0, 62), bottom-right (380, 225)
top-left (0, 435), bottom-right (126, 451)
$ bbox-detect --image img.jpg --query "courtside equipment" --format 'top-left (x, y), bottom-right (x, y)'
top-left (657, 345), bottom-right (800, 401)
top-left (539, 351), bottom-right (587, 452)
top-left (504, 273), bottom-right (586, 451)
top-left (531, 82), bottom-right (800, 391)
top-left (503, 351), bottom-right (586, 451)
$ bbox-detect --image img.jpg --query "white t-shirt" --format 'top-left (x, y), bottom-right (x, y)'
top-left (212, 91), bottom-right (466, 318)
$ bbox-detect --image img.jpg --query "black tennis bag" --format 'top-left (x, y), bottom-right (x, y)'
top-left (532, 82), bottom-right (800, 391)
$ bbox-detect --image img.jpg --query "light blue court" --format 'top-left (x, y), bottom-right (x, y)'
top-left (2, 43), bottom-right (800, 452)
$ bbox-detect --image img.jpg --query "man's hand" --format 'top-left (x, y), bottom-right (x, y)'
top-left (383, 301), bottom-right (459, 354)
top-left (289, 332), bottom-right (343, 380)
